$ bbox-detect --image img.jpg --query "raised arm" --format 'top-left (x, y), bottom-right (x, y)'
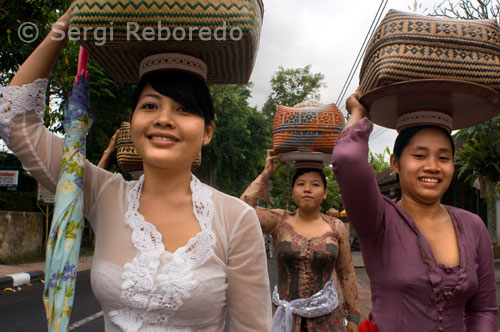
top-left (240, 149), bottom-right (286, 234)
top-left (97, 129), bottom-right (119, 169)
top-left (0, 5), bottom-right (112, 216)
top-left (330, 90), bottom-right (386, 238)
top-left (10, 7), bottom-right (71, 87)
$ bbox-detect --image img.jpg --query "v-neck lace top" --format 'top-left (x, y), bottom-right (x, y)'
top-left (331, 118), bottom-right (498, 332)
top-left (0, 79), bottom-right (272, 332)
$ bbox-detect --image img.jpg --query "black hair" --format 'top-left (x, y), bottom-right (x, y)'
top-left (292, 168), bottom-right (327, 189)
top-left (393, 125), bottom-right (455, 181)
top-left (131, 71), bottom-right (214, 124)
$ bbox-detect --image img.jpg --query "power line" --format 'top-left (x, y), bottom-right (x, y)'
top-left (336, 0), bottom-right (388, 107)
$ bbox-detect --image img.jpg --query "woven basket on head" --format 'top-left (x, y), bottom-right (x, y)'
top-left (272, 103), bottom-right (345, 154)
top-left (69, 0), bottom-right (264, 84)
top-left (360, 10), bottom-right (500, 93)
top-left (115, 122), bottom-right (202, 172)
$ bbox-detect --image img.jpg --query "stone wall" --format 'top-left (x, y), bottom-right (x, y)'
top-left (0, 211), bottom-right (43, 260)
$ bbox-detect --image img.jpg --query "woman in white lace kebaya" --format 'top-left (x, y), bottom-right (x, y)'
top-left (1, 7), bottom-right (272, 332)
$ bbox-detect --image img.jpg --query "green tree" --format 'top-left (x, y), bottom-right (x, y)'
top-left (256, 65), bottom-right (341, 211)
top-left (369, 146), bottom-right (391, 174)
top-left (0, 1), bottom-right (139, 168)
top-left (195, 83), bottom-right (270, 196)
top-left (431, 0), bottom-right (499, 19)
top-left (430, 0), bottom-right (500, 243)
top-left (454, 116), bottom-right (500, 242)
top-left (0, 0), bottom-right (73, 84)
top-left (264, 165), bottom-right (342, 213)
top-left (261, 65), bottom-right (325, 119)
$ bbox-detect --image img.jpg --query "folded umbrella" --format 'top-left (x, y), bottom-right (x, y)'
top-left (43, 47), bottom-right (94, 332)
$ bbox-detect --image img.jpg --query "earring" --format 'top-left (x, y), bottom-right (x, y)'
top-left (203, 140), bottom-right (209, 145)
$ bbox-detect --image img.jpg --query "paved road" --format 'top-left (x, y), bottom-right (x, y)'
top-left (0, 270), bottom-right (103, 332)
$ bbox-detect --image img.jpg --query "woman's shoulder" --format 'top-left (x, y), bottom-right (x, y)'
top-left (322, 213), bottom-right (346, 234)
top-left (445, 205), bottom-right (483, 223)
top-left (445, 205), bottom-right (487, 235)
top-left (208, 185), bottom-right (254, 218)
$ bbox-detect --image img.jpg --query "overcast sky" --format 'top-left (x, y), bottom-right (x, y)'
top-left (248, 0), bottom-right (442, 157)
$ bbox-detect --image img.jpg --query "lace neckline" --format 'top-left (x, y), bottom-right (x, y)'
top-left (283, 211), bottom-right (335, 242)
top-left (125, 173), bottom-right (216, 263)
top-left (109, 174), bottom-right (216, 331)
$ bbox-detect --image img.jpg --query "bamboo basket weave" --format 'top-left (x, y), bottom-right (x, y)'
top-left (272, 104), bottom-right (345, 154)
top-left (116, 122), bottom-right (143, 172)
top-left (360, 10), bottom-right (500, 93)
top-left (69, 0), bottom-right (263, 83)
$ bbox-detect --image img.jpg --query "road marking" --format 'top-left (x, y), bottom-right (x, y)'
top-left (67, 311), bottom-right (104, 331)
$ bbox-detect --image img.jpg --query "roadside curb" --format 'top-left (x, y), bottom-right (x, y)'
top-left (0, 270), bottom-right (44, 289)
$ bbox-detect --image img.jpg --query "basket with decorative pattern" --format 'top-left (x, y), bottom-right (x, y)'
top-left (116, 122), bottom-right (143, 172)
top-left (272, 103), bottom-right (345, 154)
top-left (69, 0), bottom-right (263, 84)
top-left (359, 9), bottom-right (500, 93)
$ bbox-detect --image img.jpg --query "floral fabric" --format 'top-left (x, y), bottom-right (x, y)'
top-left (43, 76), bottom-right (94, 332)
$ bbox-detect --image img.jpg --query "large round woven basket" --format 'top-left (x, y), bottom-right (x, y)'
top-left (272, 103), bottom-right (345, 154)
top-left (69, 0), bottom-right (264, 84)
top-left (359, 10), bottom-right (500, 94)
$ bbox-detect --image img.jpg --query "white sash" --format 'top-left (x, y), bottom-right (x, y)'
top-left (271, 280), bottom-right (339, 332)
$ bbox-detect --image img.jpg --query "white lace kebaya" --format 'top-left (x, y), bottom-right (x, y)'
top-left (109, 175), bottom-right (216, 331)
top-left (0, 80), bottom-right (272, 331)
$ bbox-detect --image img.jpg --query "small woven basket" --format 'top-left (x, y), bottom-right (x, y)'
top-left (360, 10), bottom-right (500, 93)
top-left (69, 0), bottom-right (263, 84)
top-left (272, 103), bottom-right (345, 154)
top-left (116, 122), bottom-right (143, 172)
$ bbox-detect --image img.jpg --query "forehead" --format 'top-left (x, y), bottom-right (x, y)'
top-left (406, 128), bottom-right (452, 151)
top-left (295, 171), bottom-right (323, 181)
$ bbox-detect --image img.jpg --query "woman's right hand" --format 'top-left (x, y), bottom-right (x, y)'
top-left (343, 87), bottom-right (369, 130)
top-left (346, 87), bottom-right (368, 118)
top-left (52, 4), bottom-right (73, 38)
top-left (263, 149), bottom-right (284, 178)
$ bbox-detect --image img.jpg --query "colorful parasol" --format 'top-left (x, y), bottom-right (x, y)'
top-left (43, 47), bottom-right (94, 332)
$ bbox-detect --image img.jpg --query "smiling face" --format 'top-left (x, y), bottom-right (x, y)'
top-left (391, 127), bottom-right (454, 205)
top-left (292, 171), bottom-right (327, 211)
top-left (130, 84), bottom-right (214, 171)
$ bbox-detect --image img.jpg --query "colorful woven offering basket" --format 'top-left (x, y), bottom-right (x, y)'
top-left (359, 10), bottom-right (500, 130)
top-left (69, 0), bottom-right (264, 83)
top-left (272, 103), bottom-right (345, 155)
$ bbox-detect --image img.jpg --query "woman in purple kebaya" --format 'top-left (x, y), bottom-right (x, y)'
top-left (331, 89), bottom-right (497, 332)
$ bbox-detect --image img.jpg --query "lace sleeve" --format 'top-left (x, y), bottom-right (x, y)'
top-left (0, 80), bottom-right (113, 216)
top-left (226, 207), bottom-right (272, 331)
top-left (0, 79), bottom-right (47, 146)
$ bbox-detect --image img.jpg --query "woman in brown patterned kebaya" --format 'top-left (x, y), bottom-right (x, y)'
top-left (241, 149), bottom-right (360, 332)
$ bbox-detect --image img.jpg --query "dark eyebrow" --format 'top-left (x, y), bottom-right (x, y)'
top-left (139, 93), bottom-right (161, 100)
top-left (411, 146), bottom-right (451, 153)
